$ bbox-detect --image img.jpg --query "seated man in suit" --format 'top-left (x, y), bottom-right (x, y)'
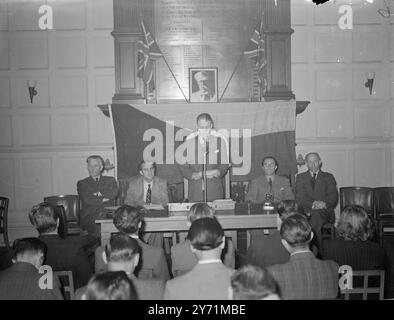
top-left (82, 271), bottom-right (138, 300)
top-left (229, 265), bottom-right (281, 300)
top-left (95, 205), bottom-right (170, 282)
top-left (77, 155), bottom-right (118, 238)
top-left (171, 203), bottom-right (235, 276)
top-left (29, 202), bottom-right (92, 289)
top-left (245, 200), bottom-right (300, 268)
top-left (246, 156), bottom-right (294, 204)
top-left (124, 160), bottom-right (169, 248)
top-left (77, 234), bottom-right (164, 300)
top-left (164, 217), bottom-right (234, 300)
top-left (267, 214), bottom-right (339, 300)
top-left (0, 237), bottom-right (63, 300)
top-left (295, 152), bottom-right (338, 252)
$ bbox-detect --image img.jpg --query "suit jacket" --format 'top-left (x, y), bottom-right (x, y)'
top-left (295, 170), bottom-right (338, 215)
top-left (74, 274), bottom-right (165, 300)
top-left (245, 230), bottom-right (290, 268)
top-left (77, 175), bottom-right (118, 235)
top-left (322, 239), bottom-right (386, 271)
top-left (164, 261), bottom-right (234, 300)
top-left (171, 239), bottom-right (235, 276)
top-left (38, 234), bottom-right (92, 289)
top-left (0, 262), bottom-right (63, 300)
top-left (95, 237), bottom-right (170, 282)
top-left (124, 176), bottom-right (169, 207)
top-left (267, 251), bottom-right (338, 300)
top-left (179, 135), bottom-right (229, 202)
top-left (245, 174), bottom-right (294, 203)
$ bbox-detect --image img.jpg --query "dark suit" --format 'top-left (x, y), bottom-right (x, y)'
top-left (179, 135), bottom-right (229, 202)
top-left (245, 230), bottom-right (290, 268)
top-left (38, 234), bottom-right (92, 289)
top-left (95, 237), bottom-right (170, 282)
top-left (164, 261), bottom-right (234, 300)
top-left (0, 262), bottom-right (63, 300)
top-left (267, 251), bottom-right (339, 300)
top-left (295, 170), bottom-right (338, 248)
top-left (246, 174), bottom-right (294, 203)
top-left (77, 175), bottom-right (118, 237)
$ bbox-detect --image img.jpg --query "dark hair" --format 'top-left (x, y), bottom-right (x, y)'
top-left (277, 200), bottom-right (300, 221)
top-left (196, 113), bottom-right (214, 126)
top-left (113, 205), bottom-right (145, 234)
top-left (105, 233), bottom-right (140, 263)
top-left (231, 265), bottom-right (280, 300)
top-left (187, 203), bottom-right (215, 223)
top-left (29, 202), bottom-right (58, 234)
top-left (261, 156), bottom-right (278, 167)
top-left (280, 214), bottom-right (312, 248)
top-left (336, 205), bottom-right (374, 241)
top-left (84, 271), bottom-right (138, 300)
top-left (137, 160), bottom-right (157, 172)
top-left (86, 155), bottom-right (105, 166)
top-left (188, 217), bottom-right (224, 251)
top-left (12, 237), bottom-right (47, 260)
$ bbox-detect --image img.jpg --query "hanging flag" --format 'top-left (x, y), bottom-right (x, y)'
top-left (243, 18), bottom-right (268, 95)
top-left (137, 20), bottom-right (162, 92)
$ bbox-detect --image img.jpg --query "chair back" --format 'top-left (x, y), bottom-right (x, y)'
top-left (340, 187), bottom-right (374, 217)
top-left (117, 178), bottom-right (130, 205)
top-left (54, 205), bottom-right (68, 239)
top-left (340, 270), bottom-right (385, 300)
top-left (44, 195), bottom-right (80, 224)
top-left (54, 270), bottom-right (75, 300)
top-left (374, 187), bottom-right (394, 219)
top-left (136, 268), bottom-right (154, 280)
top-left (0, 197), bottom-right (10, 250)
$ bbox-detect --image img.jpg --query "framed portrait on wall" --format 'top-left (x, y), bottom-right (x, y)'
top-left (189, 67), bottom-right (218, 103)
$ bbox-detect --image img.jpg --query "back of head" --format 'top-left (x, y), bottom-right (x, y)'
top-left (12, 237), bottom-right (47, 266)
top-left (188, 217), bottom-right (224, 251)
top-left (105, 233), bottom-right (140, 263)
top-left (337, 205), bottom-right (374, 241)
top-left (280, 214), bottom-right (312, 248)
top-left (187, 202), bottom-right (215, 223)
top-left (113, 205), bottom-right (144, 234)
top-left (84, 271), bottom-right (138, 300)
top-left (277, 200), bottom-right (300, 221)
top-left (29, 202), bottom-right (58, 234)
top-left (231, 265), bottom-right (280, 300)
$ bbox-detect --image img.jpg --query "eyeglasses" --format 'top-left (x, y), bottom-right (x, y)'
top-left (378, 0), bottom-right (394, 18)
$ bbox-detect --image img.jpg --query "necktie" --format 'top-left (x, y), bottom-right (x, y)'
top-left (268, 178), bottom-right (273, 194)
top-left (146, 184), bottom-right (152, 204)
top-left (95, 177), bottom-right (99, 183)
top-left (311, 173), bottom-right (317, 190)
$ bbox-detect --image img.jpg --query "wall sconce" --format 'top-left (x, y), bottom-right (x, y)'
top-left (27, 80), bottom-right (37, 103)
top-left (296, 154), bottom-right (305, 167)
top-left (364, 72), bottom-right (375, 95)
top-left (104, 158), bottom-right (115, 171)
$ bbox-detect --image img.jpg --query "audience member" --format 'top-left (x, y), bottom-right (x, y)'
top-left (0, 237), bottom-right (63, 300)
top-left (82, 271), bottom-right (138, 300)
top-left (267, 214), bottom-right (339, 300)
top-left (229, 265), bottom-right (280, 300)
top-left (95, 205), bottom-right (170, 281)
top-left (29, 202), bottom-right (92, 288)
top-left (171, 203), bottom-right (235, 276)
top-left (164, 217), bottom-right (234, 300)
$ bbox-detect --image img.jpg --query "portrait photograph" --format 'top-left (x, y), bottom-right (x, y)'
top-left (189, 67), bottom-right (218, 103)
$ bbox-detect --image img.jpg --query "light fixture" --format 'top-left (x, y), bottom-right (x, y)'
top-left (296, 154), bottom-right (305, 166)
top-left (364, 72), bottom-right (375, 95)
top-left (27, 80), bottom-right (37, 103)
top-left (378, 0), bottom-right (393, 17)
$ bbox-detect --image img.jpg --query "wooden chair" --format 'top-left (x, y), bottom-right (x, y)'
top-left (340, 270), bottom-right (385, 300)
top-left (340, 187), bottom-right (375, 217)
top-left (54, 270), bottom-right (75, 300)
top-left (0, 197), bottom-right (10, 251)
top-left (374, 187), bottom-right (394, 245)
top-left (54, 205), bottom-right (68, 239)
top-left (44, 195), bottom-right (83, 236)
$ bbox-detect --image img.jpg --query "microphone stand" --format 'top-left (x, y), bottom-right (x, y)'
top-left (202, 138), bottom-right (209, 203)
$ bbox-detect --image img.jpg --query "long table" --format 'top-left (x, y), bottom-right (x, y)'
top-left (96, 214), bottom-right (279, 246)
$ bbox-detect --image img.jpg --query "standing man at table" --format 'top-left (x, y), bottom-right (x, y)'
top-left (295, 152), bottom-right (338, 253)
top-left (124, 160), bottom-right (169, 248)
top-left (77, 155), bottom-right (118, 238)
top-left (179, 113), bottom-right (229, 202)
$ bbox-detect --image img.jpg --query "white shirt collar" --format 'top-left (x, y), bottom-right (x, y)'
top-left (128, 234), bottom-right (139, 240)
top-left (198, 259), bottom-right (222, 265)
top-left (290, 250), bottom-right (311, 256)
top-left (310, 170), bottom-right (319, 177)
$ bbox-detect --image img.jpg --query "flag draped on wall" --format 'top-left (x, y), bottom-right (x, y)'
top-left (110, 101), bottom-right (297, 184)
top-left (137, 20), bottom-right (162, 92)
top-left (243, 19), bottom-right (267, 95)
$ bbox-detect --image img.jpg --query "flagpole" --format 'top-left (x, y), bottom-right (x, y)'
top-left (145, 83), bottom-right (148, 104)
top-left (161, 55), bottom-right (189, 103)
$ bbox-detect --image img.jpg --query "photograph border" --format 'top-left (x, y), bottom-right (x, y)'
top-left (189, 67), bottom-right (219, 103)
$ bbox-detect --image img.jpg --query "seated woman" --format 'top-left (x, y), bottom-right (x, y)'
top-left (322, 205), bottom-right (386, 270)
top-left (171, 203), bottom-right (235, 276)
